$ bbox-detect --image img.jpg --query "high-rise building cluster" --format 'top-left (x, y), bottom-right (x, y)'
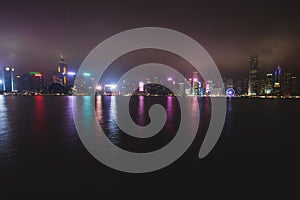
top-left (0, 55), bottom-right (298, 97)
top-left (0, 55), bottom-right (77, 95)
top-left (246, 56), bottom-right (297, 97)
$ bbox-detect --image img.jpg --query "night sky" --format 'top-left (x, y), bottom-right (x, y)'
top-left (1, 0), bottom-right (300, 82)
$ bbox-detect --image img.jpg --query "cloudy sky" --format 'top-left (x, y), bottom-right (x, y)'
top-left (1, 0), bottom-right (300, 82)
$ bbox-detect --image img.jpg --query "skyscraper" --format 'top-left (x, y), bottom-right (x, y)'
top-left (274, 65), bottom-right (282, 87)
top-left (29, 72), bottom-right (44, 92)
top-left (53, 55), bottom-right (68, 86)
top-left (265, 73), bottom-right (273, 94)
top-left (192, 71), bottom-right (199, 95)
top-left (15, 74), bottom-right (30, 92)
top-left (291, 75), bottom-right (297, 95)
top-left (282, 72), bottom-right (297, 96)
top-left (1, 66), bottom-right (15, 92)
top-left (273, 65), bottom-right (282, 95)
top-left (248, 56), bottom-right (260, 96)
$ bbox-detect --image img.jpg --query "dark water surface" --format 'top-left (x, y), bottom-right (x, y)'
top-left (0, 95), bottom-right (299, 195)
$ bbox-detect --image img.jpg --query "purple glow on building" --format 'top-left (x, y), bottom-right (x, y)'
top-left (67, 72), bottom-right (76, 76)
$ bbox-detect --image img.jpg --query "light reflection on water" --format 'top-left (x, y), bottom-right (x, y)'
top-left (0, 96), bottom-right (300, 192)
top-left (0, 96), bottom-right (15, 166)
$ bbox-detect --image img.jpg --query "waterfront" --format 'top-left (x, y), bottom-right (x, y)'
top-left (0, 95), bottom-right (299, 194)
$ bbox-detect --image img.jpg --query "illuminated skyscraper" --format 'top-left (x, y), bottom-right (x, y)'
top-left (265, 73), bottom-right (273, 94)
top-left (204, 80), bottom-right (213, 96)
top-left (54, 55), bottom-right (68, 86)
top-left (274, 65), bottom-right (282, 88)
top-left (1, 66), bottom-right (15, 92)
top-left (248, 56), bottom-right (260, 96)
top-left (273, 65), bottom-right (282, 95)
top-left (192, 71), bottom-right (200, 95)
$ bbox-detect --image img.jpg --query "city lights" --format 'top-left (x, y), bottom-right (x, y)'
top-left (226, 88), bottom-right (235, 97)
top-left (67, 72), bottom-right (76, 76)
top-left (96, 85), bottom-right (102, 90)
top-left (139, 81), bottom-right (144, 92)
top-left (83, 73), bottom-right (91, 76)
top-left (105, 84), bottom-right (117, 89)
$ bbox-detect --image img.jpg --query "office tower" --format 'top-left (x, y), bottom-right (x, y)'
top-left (265, 74), bottom-right (273, 94)
top-left (274, 65), bottom-right (282, 87)
top-left (29, 72), bottom-right (44, 92)
top-left (66, 72), bottom-right (76, 87)
top-left (282, 72), bottom-right (297, 96)
top-left (54, 55), bottom-right (68, 86)
top-left (248, 56), bottom-right (260, 96)
top-left (193, 80), bottom-right (200, 95)
top-left (192, 71), bottom-right (199, 95)
top-left (15, 74), bottom-right (30, 92)
top-left (225, 78), bottom-right (233, 90)
top-left (273, 65), bottom-right (282, 95)
top-left (291, 75), bottom-right (297, 95)
top-left (1, 66), bottom-right (15, 92)
top-left (204, 80), bottom-right (213, 96)
top-left (235, 77), bottom-right (248, 96)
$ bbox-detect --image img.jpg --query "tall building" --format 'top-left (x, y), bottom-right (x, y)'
top-left (274, 65), bottom-right (282, 87)
top-left (66, 72), bottom-right (76, 87)
top-left (1, 66), bottom-right (15, 92)
top-left (224, 78), bottom-right (233, 90)
top-left (29, 72), bottom-right (44, 92)
top-left (204, 80), bottom-right (213, 96)
top-left (235, 77), bottom-right (248, 96)
top-left (15, 74), bottom-right (30, 92)
top-left (248, 56), bottom-right (260, 96)
top-left (192, 71), bottom-right (199, 95)
top-left (53, 55), bottom-right (67, 86)
top-left (291, 75), bottom-right (297, 95)
top-left (265, 73), bottom-right (273, 94)
top-left (282, 72), bottom-right (291, 95)
top-left (273, 65), bottom-right (282, 95)
top-left (282, 72), bottom-right (297, 96)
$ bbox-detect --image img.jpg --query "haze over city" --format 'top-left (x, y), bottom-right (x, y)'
top-left (1, 0), bottom-right (300, 83)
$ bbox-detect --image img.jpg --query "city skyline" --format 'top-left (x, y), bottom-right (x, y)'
top-left (0, 54), bottom-right (298, 97)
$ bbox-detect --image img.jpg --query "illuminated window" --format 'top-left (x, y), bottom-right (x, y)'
top-left (63, 67), bottom-right (66, 74)
top-left (58, 66), bottom-right (61, 73)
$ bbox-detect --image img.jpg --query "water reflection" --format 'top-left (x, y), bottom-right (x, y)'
top-left (95, 96), bottom-right (181, 153)
top-left (136, 96), bottom-right (145, 125)
top-left (96, 96), bottom-right (120, 143)
top-left (0, 96), bottom-right (8, 136)
top-left (33, 96), bottom-right (46, 133)
top-left (0, 96), bottom-right (14, 166)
